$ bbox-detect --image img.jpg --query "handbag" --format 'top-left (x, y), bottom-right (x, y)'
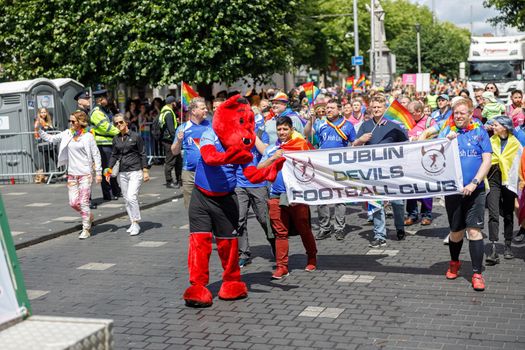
top-left (111, 159), bottom-right (120, 178)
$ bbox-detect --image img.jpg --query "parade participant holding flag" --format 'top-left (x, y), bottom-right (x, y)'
top-left (171, 97), bottom-right (210, 208)
top-left (304, 99), bottom-right (356, 241)
top-left (259, 116), bottom-right (317, 279)
top-left (439, 98), bottom-right (492, 291)
top-left (485, 116), bottom-right (521, 264)
top-left (354, 95), bottom-right (408, 246)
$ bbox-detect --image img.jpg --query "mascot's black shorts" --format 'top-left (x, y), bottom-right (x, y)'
top-left (189, 188), bottom-right (240, 238)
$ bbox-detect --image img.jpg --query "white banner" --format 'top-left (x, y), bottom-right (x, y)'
top-left (283, 139), bottom-right (464, 205)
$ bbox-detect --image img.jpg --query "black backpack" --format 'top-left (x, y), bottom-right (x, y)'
top-left (151, 116), bottom-right (164, 141)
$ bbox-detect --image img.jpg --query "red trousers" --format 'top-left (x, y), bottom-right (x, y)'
top-left (267, 198), bottom-right (317, 269)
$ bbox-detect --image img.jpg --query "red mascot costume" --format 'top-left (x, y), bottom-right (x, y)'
top-left (183, 95), bottom-right (285, 308)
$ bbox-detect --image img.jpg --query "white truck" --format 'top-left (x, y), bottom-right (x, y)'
top-left (467, 35), bottom-right (525, 103)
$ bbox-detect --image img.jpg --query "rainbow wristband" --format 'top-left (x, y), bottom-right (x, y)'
top-left (103, 168), bottom-right (112, 177)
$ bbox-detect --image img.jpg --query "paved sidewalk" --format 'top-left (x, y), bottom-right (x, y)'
top-left (0, 165), bottom-right (182, 249)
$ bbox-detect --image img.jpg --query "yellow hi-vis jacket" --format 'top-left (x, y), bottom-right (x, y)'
top-left (89, 106), bottom-right (119, 146)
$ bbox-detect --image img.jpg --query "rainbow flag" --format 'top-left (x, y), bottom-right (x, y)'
top-left (302, 82), bottom-right (320, 106)
top-left (345, 76), bottom-right (354, 94)
top-left (382, 100), bottom-right (416, 130)
top-left (181, 81), bottom-right (199, 111)
top-left (356, 74), bottom-right (365, 89)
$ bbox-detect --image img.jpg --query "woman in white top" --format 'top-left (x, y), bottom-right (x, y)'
top-left (36, 111), bottom-right (102, 239)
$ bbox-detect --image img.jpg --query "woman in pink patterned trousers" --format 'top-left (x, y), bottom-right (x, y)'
top-left (36, 111), bottom-right (102, 239)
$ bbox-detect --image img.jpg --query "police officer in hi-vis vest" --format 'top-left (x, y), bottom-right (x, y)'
top-left (89, 89), bottom-right (122, 200)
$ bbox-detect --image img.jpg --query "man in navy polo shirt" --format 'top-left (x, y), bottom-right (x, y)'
top-left (354, 94), bottom-right (408, 247)
top-left (305, 99), bottom-right (356, 241)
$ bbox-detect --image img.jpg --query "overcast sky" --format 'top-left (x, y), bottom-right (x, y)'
top-left (411, 0), bottom-right (524, 36)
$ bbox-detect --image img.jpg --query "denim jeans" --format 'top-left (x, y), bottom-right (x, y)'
top-left (373, 200), bottom-right (405, 240)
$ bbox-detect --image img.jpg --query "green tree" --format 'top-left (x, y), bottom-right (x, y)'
top-left (0, 0), bottom-right (303, 86)
top-left (483, 0), bottom-right (525, 31)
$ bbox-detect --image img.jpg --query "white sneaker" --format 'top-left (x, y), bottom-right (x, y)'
top-left (126, 224), bottom-right (133, 233)
top-left (129, 223), bottom-right (140, 236)
top-left (79, 229), bottom-right (91, 240)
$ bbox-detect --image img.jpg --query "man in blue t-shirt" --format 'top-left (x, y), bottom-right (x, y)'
top-left (354, 95), bottom-right (408, 247)
top-left (171, 97), bottom-right (210, 208)
top-left (305, 99), bottom-right (356, 241)
top-left (235, 124), bottom-right (273, 267)
top-left (438, 99), bottom-right (492, 292)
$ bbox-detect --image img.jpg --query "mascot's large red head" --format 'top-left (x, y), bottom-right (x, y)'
top-left (212, 95), bottom-right (256, 151)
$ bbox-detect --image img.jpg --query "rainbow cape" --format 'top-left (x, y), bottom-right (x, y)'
top-left (382, 100), bottom-right (416, 130)
top-left (181, 82), bottom-right (199, 111)
top-left (302, 82), bottom-right (320, 106)
top-left (345, 76), bottom-right (354, 94)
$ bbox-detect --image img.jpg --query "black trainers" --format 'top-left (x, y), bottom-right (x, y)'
top-left (485, 243), bottom-right (500, 266)
top-left (239, 258), bottom-right (252, 268)
top-left (515, 227), bottom-right (525, 242)
top-left (334, 231), bottom-right (346, 241)
top-left (396, 229), bottom-right (406, 241)
top-left (504, 241), bottom-right (514, 260)
top-left (369, 239), bottom-right (387, 248)
top-left (315, 231), bottom-right (331, 240)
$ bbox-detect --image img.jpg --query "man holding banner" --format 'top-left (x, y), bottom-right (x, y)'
top-left (304, 99), bottom-right (356, 241)
top-left (354, 95), bottom-right (408, 246)
top-left (440, 98), bottom-right (492, 292)
top-left (259, 116), bottom-right (317, 279)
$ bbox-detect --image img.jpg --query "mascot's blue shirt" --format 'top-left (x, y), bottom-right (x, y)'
top-left (195, 128), bottom-right (245, 193)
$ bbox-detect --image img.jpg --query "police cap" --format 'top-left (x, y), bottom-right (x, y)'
top-left (74, 91), bottom-right (90, 101)
top-left (92, 89), bottom-right (108, 98)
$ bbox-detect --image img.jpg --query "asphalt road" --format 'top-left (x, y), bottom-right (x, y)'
top-left (16, 199), bottom-right (525, 350)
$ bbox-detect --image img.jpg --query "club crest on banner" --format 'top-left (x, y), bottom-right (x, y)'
top-left (292, 158), bottom-right (315, 184)
top-left (421, 144), bottom-right (446, 176)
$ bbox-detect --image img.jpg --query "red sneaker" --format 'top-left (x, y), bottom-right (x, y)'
top-left (472, 273), bottom-right (485, 291)
top-left (272, 268), bottom-right (289, 280)
top-left (445, 260), bottom-right (461, 279)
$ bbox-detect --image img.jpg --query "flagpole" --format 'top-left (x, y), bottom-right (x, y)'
top-left (180, 81), bottom-right (183, 124)
top-left (370, 112), bottom-right (385, 134)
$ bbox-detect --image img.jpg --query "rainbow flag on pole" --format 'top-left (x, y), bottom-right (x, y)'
top-left (345, 76), bottom-right (354, 94)
top-left (181, 81), bottom-right (199, 111)
top-left (356, 74), bottom-right (365, 89)
top-left (383, 100), bottom-right (416, 130)
top-left (302, 82), bottom-right (320, 106)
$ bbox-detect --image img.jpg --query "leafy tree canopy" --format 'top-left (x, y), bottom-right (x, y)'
top-left (0, 0), bottom-right (302, 86)
top-left (483, 0), bottom-right (525, 32)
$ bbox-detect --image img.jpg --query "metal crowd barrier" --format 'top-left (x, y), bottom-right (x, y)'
top-left (0, 129), bottom-right (168, 184)
top-left (0, 130), bottom-right (66, 184)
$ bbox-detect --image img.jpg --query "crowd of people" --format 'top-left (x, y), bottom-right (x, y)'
top-left (34, 78), bottom-right (525, 292)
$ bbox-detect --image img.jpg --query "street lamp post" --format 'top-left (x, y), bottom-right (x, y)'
top-left (353, 0), bottom-right (360, 77)
top-left (374, 4), bottom-right (385, 85)
top-left (415, 23), bottom-right (422, 74)
top-left (369, 0), bottom-right (375, 85)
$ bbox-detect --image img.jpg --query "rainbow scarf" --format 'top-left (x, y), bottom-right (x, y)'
top-left (345, 76), bottom-right (354, 94)
top-left (439, 115), bottom-right (482, 135)
top-left (181, 81), bottom-right (199, 111)
top-left (383, 100), bottom-right (416, 130)
top-left (70, 128), bottom-right (90, 139)
top-left (325, 117), bottom-right (348, 141)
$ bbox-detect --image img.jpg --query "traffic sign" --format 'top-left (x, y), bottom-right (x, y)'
top-left (352, 56), bottom-right (364, 66)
